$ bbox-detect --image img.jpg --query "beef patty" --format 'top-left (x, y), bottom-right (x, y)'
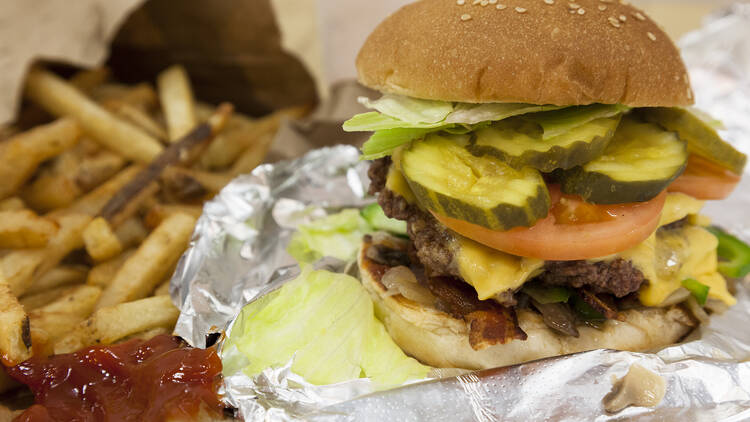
top-left (369, 159), bottom-right (648, 302)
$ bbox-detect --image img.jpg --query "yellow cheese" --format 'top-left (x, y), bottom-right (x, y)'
top-left (618, 225), bottom-right (735, 307)
top-left (457, 236), bottom-right (544, 300)
top-left (385, 165), bottom-right (416, 203)
top-left (658, 192), bottom-right (705, 227)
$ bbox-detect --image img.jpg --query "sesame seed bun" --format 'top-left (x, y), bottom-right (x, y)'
top-left (358, 243), bottom-right (695, 370)
top-left (356, 0), bottom-right (693, 107)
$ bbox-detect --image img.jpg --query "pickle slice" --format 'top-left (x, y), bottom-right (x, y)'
top-left (469, 116), bottom-right (620, 172)
top-left (401, 133), bottom-right (550, 230)
top-left (559, 116), bottom-right (688, 204)
top-left (640, 107), bottom-right (746, 174)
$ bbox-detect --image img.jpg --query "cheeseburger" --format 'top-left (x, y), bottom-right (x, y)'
top-left (343, 0), bottom-right (747, 369)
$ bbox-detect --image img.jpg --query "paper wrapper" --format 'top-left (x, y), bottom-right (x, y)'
top-left (171, 5), bottom-right (750, 421)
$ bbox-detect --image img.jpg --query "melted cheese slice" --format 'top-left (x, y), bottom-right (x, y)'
top-left (457, 237), bottom-right (544, 300)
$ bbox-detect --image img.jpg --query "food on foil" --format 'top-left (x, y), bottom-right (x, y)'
top-left (344, 0), bottom-right (748, 370)
top-left (602, 364), bottom-right (666, 413)
top-left (222, 266), bottom-right (428, 387)
top-left (0, 64), bottom-right (309, 417)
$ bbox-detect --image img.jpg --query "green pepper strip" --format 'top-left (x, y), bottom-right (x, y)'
top-left (570, 294), bottom-right (605, 321)
top-left (707, 226), bottom-right (750, 278)
top-left (522, 284), bottom-right (571, 304)
top-left (682, 278), bottom-right (710, 306)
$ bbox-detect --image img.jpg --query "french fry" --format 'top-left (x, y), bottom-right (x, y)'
top-left (230, 131), bottom-right (275, 176)
top-left (114, 217), bottom-right (148, 249)
top-left (82, 217), bottom-right (123, 262)
top-left (0, 118), bottom-right (80, 199)
top-left (87, 249), bottom-right (135, 288)
top-left (30, 285), bottom-right (101, 342)
top-left (154, 279), bottom-right (171, 296)
top-left (145, 203), bottom-right (203, 229)
top-left (161, 167), bottom-right (233, 201)
top-left (120, 326), bottom-right (171, 343)
top-left (21, 151), bottom-right (83, 211)
top-left (0, 197), bottom-right (25, 211)
top-left (96, 213), bottom-right (196, 309)
top-left (90, 82), bottom-right (158, 110)
top-left (158, 65), bottom-right (197, 142)
top-left (75, 150), bottom-right (127, 192)
top-left (0, 213), bottom-right (91, 296)
top-left (49, 165), bottom-right (141, 219)
top-left (98, 104), bottom-right (232, 225)
top-left (109, 102), bottom-right (168, 141)
top-left (55, 295), bottom-right (179, 354)
top-left (201, 105), bottom-right (308, 169)
top-left (24, 68), bottom-right (163, 163)
top-left (20, 285), bottom-right (80, 311)
top-left (0, 210), bottom-right (58, 248)
top-left (25, 265), bottom-right (87, 294)
top-left (69, 67), bottom-right (110, 93)
top-left (0, 274), bottom-right (31, 365)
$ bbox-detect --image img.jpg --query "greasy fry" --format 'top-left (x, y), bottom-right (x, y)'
top-left (230, 131), bottom-right (275, 176)
top-left (154, 279), bottom-right (171, 296)
top-left (158, 65), bottom-right (197, 142)
top-left (49, 165), bottom-right (140, 219)
top-left (201, 105), bottom-right (308, 169)
top-left (24, 68), bottom-right (163, 163)
top-left (22, 150), bottom-right (83, 211)
top-left (0, 274), bottom-right (31, 364)
top-left (75, 150), bottom-right (127, 192)
top-left (25, 265), bottom-right (87, 294)
top-left (121, 326), bottom-right (171, 343)
top-left (0, 197), bottom-right (25, 211)
top-left (83, 217), bottom-right (123, 262)
top-left (20, 285), bottom-right (80, 311)
top-left (30, 285), bottom-right (102, 342)
top-left (90, 82), bottom-right (158, 110)
top-left (0, 213), bottom-right (91, 296)
top-left (0, 210), bottom-right (58, 248)
top-left (145, 203), bottom-right (203, 229)
top-left (109, 102), bottom-right (168, 141)
top-left (113, 217), bottom-right (148, 250)
top-left (0, 118), bottom-right (80, 199)
top-left (55, 295), bottom-right (179, 354)
top-left (161, 167), bottom-right (233, 201)
top-left (98, 104), bottom-right (232, 225)
top-left (96, 213), bottom-right (197, 308)
top-left (87, 249), bottom-right (135, 288)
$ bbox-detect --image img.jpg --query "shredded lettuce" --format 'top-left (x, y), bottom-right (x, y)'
top-left (525, 104), bottom-right (630, 139)
top-left (222, 268), bottom-right (430, 387)
top-left (287, 209), bottom-right (371, 264)
top-left (444, 103), bottom-right (564, 125)
top-left (287, 205), bottom-right (405, 264)
top-left (358, 95), bottom-right (453, 125)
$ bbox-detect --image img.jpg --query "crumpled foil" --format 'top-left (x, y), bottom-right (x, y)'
top-left (172, 5), bottom-right (750, 421)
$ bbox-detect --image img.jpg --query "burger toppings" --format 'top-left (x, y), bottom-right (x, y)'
top-left (540, 260), bottom-right (646, 298)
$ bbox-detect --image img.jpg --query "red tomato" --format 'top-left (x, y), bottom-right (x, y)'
top-left (668, 154), bottom-right (741, 200)
top-left (434, 186), bottom-right (667, 261)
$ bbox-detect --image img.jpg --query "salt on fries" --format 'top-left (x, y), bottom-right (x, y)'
top-left (0, 64), bottom-right (310, 397)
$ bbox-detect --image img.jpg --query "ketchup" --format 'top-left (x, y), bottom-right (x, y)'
top-left (7, 335), bottom-right (225, 422)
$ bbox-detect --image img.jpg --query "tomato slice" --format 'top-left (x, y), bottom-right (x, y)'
top-left (434, 186), bottom-right (666, 261)
top-left (668, 154), bottom-right (741, 200)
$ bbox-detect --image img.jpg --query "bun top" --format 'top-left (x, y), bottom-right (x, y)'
top-left (356, 0), bottom-right (693, 107)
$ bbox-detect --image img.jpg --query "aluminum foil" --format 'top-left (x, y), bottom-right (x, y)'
top-left (171, 4), bottom-right (750, 421)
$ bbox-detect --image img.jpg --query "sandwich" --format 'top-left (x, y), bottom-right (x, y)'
top-left (343, 0), bottom-right (747, 370)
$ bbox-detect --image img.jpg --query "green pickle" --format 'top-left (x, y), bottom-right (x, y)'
top-left (468, 115), bottom-right (621, 172)
top-left (401, 133), bottom-right (550, 231)
top-left (558, 116), bottom-right (688, 204)
top-left (640, 107), bottom-right (746, 175)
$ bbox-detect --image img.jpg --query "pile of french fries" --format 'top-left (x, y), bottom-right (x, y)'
top-left (0, 65), bottom-right (309, 397)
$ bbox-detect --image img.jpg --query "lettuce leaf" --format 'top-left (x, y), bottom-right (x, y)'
top-left (358, 95), bottom-right (453, 124)
top-left (525, 104), bottom-right (630, 139)
top-left (287, 209), bottom-right (371, 264)
top-left (444, 103), bottom-right (564, 125)
top-left (223, 268), bottom-right (430, 387)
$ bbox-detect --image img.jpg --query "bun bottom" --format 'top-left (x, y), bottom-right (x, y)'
top-left (359, 248), bottom-right (695, 370)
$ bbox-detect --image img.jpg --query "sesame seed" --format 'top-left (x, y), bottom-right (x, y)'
top-left (683, 74), bottom-right (689, 83)
top-left (599, 0), bottom-right (613, 3)
top-left (489, 0), bottom-right (498, 4)
top-left (457, 0), bottom-right (465, 4)
top-left (647, 31), bottom-right (656, 41)
top-left (544, 0), bottom-right (554, 4)
top-left (578, 8), bottom-right (586, 14)
top-left (569, 3), bottom-right (580, 9)
top-left (598, 5), bottom-right (607, 11)
top-left (634, 12), bottom-right (646, 21)
top-left (461, 13), bottom-right (472, 20)
top-left (515, 6), bottom-right (527, 13)
top-left (620, 0), bottom-right (629, 4)
top-left (473, 0), bottom-right (482, 5)
top-left (480, 0), bottom-right (489, 6)
top-left (496, 3), bottom-right (507, 9)
top-left (608, 17), bottom-right (621, 27)
top-left (619, 14), bottom-right (627, 21)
